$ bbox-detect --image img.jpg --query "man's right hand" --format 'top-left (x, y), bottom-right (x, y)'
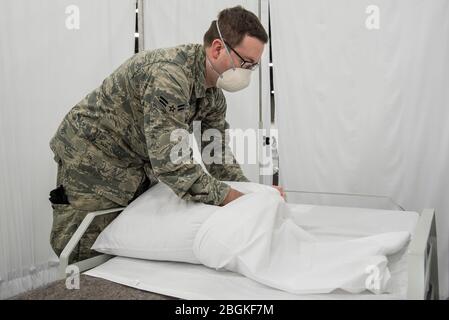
top-left (221, 187), bottom-right (244, 206)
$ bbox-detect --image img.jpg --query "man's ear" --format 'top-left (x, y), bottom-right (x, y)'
top-left (210, 39), bottom-right (224, 60)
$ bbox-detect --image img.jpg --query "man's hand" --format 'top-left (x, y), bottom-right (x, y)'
top-left (220, 185), bottom-right (285, 206)
top-left (272, 185), bottom-right (286, 199)
top-left (221, 187), bottom-right (244, 206)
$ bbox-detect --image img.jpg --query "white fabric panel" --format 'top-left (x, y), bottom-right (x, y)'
top-left (0, 0), bottom-right (135, 299)
top-left (271, 0), bottom-right (449, 298)
top-left (143, 0), bottom-right (268, 182)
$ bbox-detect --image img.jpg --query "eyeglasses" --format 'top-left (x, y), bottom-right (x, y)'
top-left (223, 40), bottom-right (260, 71)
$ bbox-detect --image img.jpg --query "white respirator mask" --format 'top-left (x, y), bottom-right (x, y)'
top-left (207, 20), bottom-right (253, 93)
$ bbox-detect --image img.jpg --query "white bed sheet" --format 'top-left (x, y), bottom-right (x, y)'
top-left (85, 204), bottom-right (419, 300)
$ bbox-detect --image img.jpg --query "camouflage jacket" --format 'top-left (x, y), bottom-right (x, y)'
top-left (50, 44), bottom-right (248, 207)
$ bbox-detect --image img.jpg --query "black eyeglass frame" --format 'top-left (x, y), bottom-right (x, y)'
top-left (223, 40), bottom-right (260, 71)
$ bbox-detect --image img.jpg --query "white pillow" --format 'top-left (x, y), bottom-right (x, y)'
top-left (92, 181), bottom-right (277, 264)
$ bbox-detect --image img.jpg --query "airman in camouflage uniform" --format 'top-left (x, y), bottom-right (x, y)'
top-left (49, 44), bottom-right (249, 263)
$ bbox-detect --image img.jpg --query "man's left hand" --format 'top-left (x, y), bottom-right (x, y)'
top-left (272, 185), bottom-right (286, 199)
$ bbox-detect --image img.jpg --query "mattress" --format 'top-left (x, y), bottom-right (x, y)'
top-left (85, 203), bottom-right (419, 300)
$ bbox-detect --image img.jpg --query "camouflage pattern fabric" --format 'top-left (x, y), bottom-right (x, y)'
top-left (49, 44), bottom-right (248, 261)
top-left (50, 160), bottom-right (121, 264)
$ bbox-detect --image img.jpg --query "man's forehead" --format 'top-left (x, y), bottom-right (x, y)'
top-left (235, 35), bottom-right (265, 62)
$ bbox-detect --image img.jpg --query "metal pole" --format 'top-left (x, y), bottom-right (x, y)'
top-left (137, 0), bottom-right (145, 52)
top-left (258, 0), bottom-right (264, 184)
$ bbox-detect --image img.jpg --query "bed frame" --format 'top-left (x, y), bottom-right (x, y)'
top-left (57, 206), bottom-right (439, 300)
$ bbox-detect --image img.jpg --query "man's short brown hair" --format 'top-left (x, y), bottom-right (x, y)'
top-left (203, 6), bottom-right (268, 48)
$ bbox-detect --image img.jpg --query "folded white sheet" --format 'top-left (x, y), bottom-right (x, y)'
top-left (193, 190), bottom-right (411, 294)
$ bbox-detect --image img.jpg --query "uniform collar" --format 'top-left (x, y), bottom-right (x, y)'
top-left (193, 44), bottom-right (207, 99)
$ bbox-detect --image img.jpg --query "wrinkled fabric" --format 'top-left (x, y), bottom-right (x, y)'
top-left (193, 190), bottom-right (411, 294)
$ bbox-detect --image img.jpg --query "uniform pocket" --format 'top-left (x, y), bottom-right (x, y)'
top-left (50, 204), bottom-right (83, 258)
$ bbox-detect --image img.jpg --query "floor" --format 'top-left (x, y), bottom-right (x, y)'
top-left (10, 275), bottom-right (178, 300)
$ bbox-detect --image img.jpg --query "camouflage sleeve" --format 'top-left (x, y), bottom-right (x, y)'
top-left (200, 90), bottom-right (250, 182)
top-left (143, 63), bottom-right (231, 206)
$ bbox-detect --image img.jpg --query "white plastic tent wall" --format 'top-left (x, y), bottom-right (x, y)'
top-left (0, 0), bottom-right (136, 299)
top-left (271, 0), bottom-right (449, 299)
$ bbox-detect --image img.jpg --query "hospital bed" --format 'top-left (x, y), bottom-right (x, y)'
top-left (54, 191), bottom-right (439, 300)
